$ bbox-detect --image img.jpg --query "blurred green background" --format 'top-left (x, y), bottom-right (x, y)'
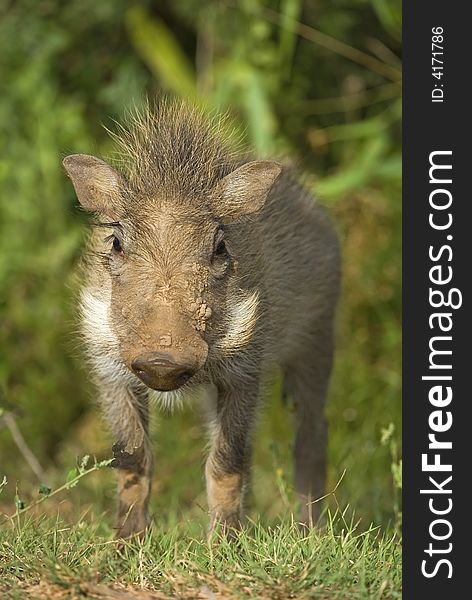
top-left (0, 0), bottom-right (401, 528)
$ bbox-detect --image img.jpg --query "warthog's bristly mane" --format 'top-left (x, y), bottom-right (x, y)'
top-left (109, 100), bottom-right (244, 201)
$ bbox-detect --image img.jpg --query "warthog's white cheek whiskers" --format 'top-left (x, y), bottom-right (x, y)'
top-left (217, 290), bottom-right (259, 353)
top-left (80, 289), bottom-right (117, 350)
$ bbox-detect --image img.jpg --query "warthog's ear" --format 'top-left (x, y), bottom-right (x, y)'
top-left (217, 160), bottom-right (282, 223)
top-left (62, 154), bottom-right (124, 219)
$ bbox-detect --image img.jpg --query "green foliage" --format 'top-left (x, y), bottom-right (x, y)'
top-left (381, 423), bottom-right (402, 530)
top-left (127, 6), bottom-right (197, 99)
top-left (3, 455), bottom-right (112, 522)
top-left (0, 0), bottom-right (401, 534)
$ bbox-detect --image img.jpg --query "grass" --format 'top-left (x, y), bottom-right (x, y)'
top-left (0, 385), bottom-right (402, 598)
top-left (0, 508), bottom-right (401, 599)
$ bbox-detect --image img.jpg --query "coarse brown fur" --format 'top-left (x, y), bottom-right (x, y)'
top-left (63, 100), bottom-right (340, 539)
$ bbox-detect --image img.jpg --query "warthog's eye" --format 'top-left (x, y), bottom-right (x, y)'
top-left (214, 239), bottom-right (227, 258)
top-left (112, 235), bottom-right (123, 254)
top-left (211, 229), bottom-right (230, 278)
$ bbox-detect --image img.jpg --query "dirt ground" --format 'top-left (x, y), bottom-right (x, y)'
top-left (1, 579), bottom-right (269, 600)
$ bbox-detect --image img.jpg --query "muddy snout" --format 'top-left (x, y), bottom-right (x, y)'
top-left (132, 352), bottom-right (199, 391)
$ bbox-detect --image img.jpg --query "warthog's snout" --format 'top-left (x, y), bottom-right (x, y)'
top-left (131, 352), bottom-right (197, 391)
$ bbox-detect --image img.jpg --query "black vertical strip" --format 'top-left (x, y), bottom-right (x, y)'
top-left (403, 3), bottom-right (470, 597)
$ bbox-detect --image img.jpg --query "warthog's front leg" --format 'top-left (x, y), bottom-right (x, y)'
top-left (205, 382), bottom-right (258, 538)
top-left (99, 381), bottom-right (153, 539)
top-left (112, 440), bottom-right (153, 539)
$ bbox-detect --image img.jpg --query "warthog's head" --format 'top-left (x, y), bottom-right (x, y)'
top-left (64, 105), bottom-right (280, 392)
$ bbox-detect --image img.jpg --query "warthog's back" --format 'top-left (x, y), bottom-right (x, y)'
top-left (226, 167), bottom-right (340, 366)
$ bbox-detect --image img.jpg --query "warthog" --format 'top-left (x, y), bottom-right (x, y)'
top-left (63, 101), bottom-right (340, 538)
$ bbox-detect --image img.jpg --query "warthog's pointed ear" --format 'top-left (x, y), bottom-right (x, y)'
top-left (62, 154), bottom-right (124, 219)
top-left (217, 160), bottom-right (282, 223)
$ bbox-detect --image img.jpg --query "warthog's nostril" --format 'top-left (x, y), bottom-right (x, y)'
top-left (131, 352), bottom-right (196, 391)
top-left (174, 370), bottom-right (192, 387)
